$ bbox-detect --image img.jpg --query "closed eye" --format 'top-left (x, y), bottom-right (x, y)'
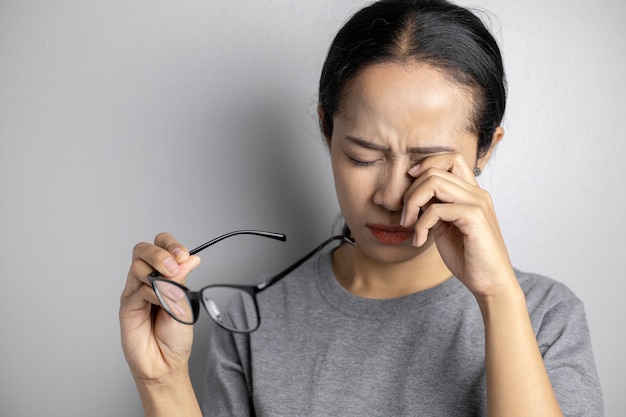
top-left (348, 155), bottom-right (376, 167)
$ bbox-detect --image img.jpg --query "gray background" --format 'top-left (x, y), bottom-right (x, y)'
top-left (1, 0), bottom-right (624, 415)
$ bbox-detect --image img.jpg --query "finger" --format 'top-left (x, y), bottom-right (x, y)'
top-left (120, 284), bottom-right (186, 366)
top-left (131, 241), bottom-right (181, 276)
top-left (401, 171), bottom-right (481, 228)
top-left (408, 152), bottom-right (476, 184)
top-left (121, 279), bottom-right (195, 335)
top-left (413, 202), bottom-right (486, 247)
top-left (154, 232), bottom-right (190, 263)
top-left (150, 280), bottom-right (195, 323)
top-left (414, 203), bottom-right (464, 247)
top-left (120, 282), bottom-right (161, 325)
top-left (121, 282), bottom-right (192, 333)
top-left (133, 232), bottom-right (195, 278)
top-left (123, 250), bottom-right (201, 298)
top-left (132, 232), bottom-right (191, 276)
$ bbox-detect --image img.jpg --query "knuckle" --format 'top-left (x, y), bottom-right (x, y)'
top-left (154, 232), bottom-right (171, 246)
top-left (119, 291), bottom-right (129, 307)
top-left (477, 189), bottom-right (493, 208)
top-left (451, 152), bottom-right (465, 162)
top-left (484, 190), bottom-right (494, 203)
top-left (132, 241), bottom-right (147, 253)
top-left (154, 232), bottom-right (182, 254)
top-left (428, 202), bottom-right (444, 215)
top-left (132, 241), bottom-right (152, 259)
top-left (129, 256), bottom-right (146, 272)
top-left (424, 172), bottom-right (443, 188)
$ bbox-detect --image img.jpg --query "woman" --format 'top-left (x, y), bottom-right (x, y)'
top-left (120, 0), bottom-right (603, 415)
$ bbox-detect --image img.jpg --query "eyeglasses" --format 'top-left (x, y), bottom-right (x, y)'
top-left (148, 230), bottom-right (354, 333)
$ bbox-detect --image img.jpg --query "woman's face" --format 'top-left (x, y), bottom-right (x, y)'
top-left (327, 62), bottom-right (485, 265)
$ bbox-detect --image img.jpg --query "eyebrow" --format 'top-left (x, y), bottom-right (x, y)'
top-left (344, 135), bottom-right (455, 154)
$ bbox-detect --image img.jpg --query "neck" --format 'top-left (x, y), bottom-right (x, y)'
top-left (332, 242), bottom-right (452, 299)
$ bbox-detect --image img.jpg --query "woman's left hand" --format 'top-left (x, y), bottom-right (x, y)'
top-left (400, 152), bottom-right (516, 298)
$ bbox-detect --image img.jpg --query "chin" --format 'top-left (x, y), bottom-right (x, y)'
top-left (354, 238), bottom-right (432, 265)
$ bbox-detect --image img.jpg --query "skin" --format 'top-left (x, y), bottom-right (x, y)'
top-left (325, 62), bottom-right (505, 299)
top-left (323, 62), bottom-right (563, 416)
top-left (120, 62), bottom-right (563, 416)
top-left (120, 235), bottom-right (202, 416)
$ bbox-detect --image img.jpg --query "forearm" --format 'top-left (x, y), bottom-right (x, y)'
top-left (135, 371), bottom-right (202, 417)
top-left (478, 280), bottom-right (563, 417)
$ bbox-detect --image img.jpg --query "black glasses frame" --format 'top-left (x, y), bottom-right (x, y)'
top-left (148, 230), bottom-right (354, 333)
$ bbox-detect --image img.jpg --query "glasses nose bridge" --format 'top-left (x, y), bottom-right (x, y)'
top-left (198, 285), bottom-right (262, 333)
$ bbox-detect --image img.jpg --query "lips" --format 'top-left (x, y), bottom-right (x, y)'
top-left (367, 224), bottom-right (414, 245)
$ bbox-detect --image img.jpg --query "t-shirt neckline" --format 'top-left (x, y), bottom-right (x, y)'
top-left (314, 251), bottom-right (465, 320)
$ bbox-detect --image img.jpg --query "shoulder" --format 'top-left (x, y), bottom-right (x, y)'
top-left (514, 268), bottom-right (581, 313)
top-left (514, 268), bottom-right (593, 348)
top-left (256, 251), bottom-right (325, 307)
top-left (513, 271), bottom-right (604, 414)
top-left (514, 268), bottom-right (592, 341)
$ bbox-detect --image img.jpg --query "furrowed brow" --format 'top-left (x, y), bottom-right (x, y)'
top-left (344, 136), bottom-right (455, 155)
top-left (406, 145), bottom-right (456, 154)
top-left (344, 135), bottom-right (389, 151)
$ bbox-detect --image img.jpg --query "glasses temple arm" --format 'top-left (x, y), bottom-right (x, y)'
top-left (189, 230), bottom-right (286, 255)
top-left (257, 235), bottom-right (355, 290)
top-left (149, 230), bottom-right (285, 278)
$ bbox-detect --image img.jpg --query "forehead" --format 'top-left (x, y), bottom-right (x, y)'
top-left (336, 63), bottom-right (477, 146)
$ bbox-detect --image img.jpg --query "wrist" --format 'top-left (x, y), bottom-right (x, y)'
top-left (474, 273), bottom-right (526, 318)
top-left (135, 369), bottom-right (201, 417)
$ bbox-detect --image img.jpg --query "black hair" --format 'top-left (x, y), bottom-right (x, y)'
top-left (318, 0), bottom-right (506, 158)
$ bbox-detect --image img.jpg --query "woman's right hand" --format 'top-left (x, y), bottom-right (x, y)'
top-left (120, 232), bottom-right (201, 385)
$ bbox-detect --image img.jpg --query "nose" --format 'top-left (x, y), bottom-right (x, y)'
top-left (372, 162), bottom-right (413, 212)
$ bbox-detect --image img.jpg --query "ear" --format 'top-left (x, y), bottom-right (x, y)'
top-left (476, 126), bottom-right (504, 170)
top-left (317, 105), bottom-right (331, 149)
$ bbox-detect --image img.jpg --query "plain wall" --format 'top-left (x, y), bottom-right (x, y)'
top-left (1, 1), bottom-right (624, 415)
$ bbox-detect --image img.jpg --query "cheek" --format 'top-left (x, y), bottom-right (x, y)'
top-left (331, 157), bottom-right (373, 213)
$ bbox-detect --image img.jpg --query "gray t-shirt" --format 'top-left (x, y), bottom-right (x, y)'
top-left (202, 251), bottom-right (603, 416)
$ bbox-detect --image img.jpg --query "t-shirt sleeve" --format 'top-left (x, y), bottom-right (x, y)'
top-left (531, 283), bottom-right (604, 416)
top-left (201, 320), bottom-right (254, 417)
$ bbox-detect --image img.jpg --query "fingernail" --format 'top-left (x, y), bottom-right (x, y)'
top-left (167, 283), bottom-right (185, 299)
top-left (400, 209), bottom-right (406, 227)
top-left (412, 234), bottom-right (419, 247)
top-left (163, 257), bottom-right (180, 275)
top-left (408, 164), bottom-right (421, 176)
top-left (172, 248), bottom-right (186, 260)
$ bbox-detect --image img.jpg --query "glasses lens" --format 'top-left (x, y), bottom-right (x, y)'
top-left (200, 287), bottom-right (258, 332)
top-left (152, 280), bottom-right (194, 324)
